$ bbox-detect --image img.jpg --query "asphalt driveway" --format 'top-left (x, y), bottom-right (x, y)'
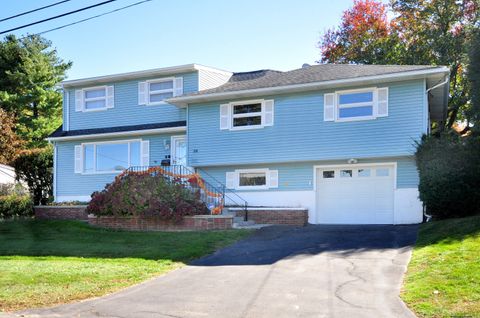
top-left (18, 225), bottom-right (418, 318)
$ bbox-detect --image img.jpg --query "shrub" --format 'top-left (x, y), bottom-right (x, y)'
top-left (0, 194), bottom-right (34, 219)
top-left (415, 133), bottom-right (480, 219)
top-left (0, 183), bottom-right (28, 196)
top-left (87, 173), bottom-right (209, 222)
top-left (13, 148), bottom-right (53, 205)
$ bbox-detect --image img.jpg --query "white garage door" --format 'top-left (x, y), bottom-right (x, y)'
top-left (316, 165), bottom-right (395, 224)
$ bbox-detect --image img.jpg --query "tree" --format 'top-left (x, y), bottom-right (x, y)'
top-left (0, 109), bottom-right (24, 165)
top-left (319, 0), bottom-right (399, 64)
top-left (319, 0), bottom-right (480, 131)
top-left (468, 28), bottom-right (480, 130)
top-left (13, 148), bottom-right (53, 205)
top-left (0, 35), bottom-right (71, 148)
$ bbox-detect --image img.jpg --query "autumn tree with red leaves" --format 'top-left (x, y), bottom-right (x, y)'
top-left (319, 0), bottom-right (480, 131)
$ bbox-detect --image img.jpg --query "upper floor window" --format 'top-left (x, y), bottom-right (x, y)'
top-left (149, 79), bottom-right (174, 103)
top-left (220, 99), bottom-right (274, 130)
top-left (84, 87), bottom-right (106, 110)
top-left (323, 87), bottom-right (388, 122)
top-left (75, 86), bottom-right (114, 112)
top-left (138, 77), bottom-right (183, 105)
top-left (337, 91), bottom-right (374, 120)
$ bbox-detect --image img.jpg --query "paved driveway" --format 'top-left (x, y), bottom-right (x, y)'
top-left (19, 225), bottom-right (418, 318)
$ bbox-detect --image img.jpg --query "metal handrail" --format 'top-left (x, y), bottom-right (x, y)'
top-left (195, 167), bottom-right (249, 221)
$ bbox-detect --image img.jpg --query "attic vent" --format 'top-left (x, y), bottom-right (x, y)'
top-left (302, 63), bottom-right (311, 68)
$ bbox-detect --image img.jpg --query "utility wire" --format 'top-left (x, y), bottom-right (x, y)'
top-left (0, 0), bottom-right (117, 35)
top-left (0, 0), bottom-right (73, 23)
top-left (33, 0), bottom-right (153, 37)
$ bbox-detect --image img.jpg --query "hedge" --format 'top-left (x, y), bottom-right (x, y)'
top-left (415, 133), bottom-right (480, 219)
top-left (0, 195), bottom-right (34, 219)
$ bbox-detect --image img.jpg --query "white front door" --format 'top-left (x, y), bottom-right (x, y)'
top-left (316, 164), bottom-right (395, 224)
top-left (171, 136), bottom-right (187, 166)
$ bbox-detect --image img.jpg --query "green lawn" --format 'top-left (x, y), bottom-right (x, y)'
top-left (402, 215), bottom-right (480, 318)
top-left (0, 220), bottom-right (252, 312)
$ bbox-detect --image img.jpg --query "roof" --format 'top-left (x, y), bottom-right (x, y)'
top-left (48, 121), bottom-right (186, 141)
top-left (190, 65), bottom-right (444, 96)
top-left (167, 64), bottom-right (449, 108)
top-left (61, 64), bottom-right (232, 88)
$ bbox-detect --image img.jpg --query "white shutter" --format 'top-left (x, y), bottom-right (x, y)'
top-left (138, 82), bottom-right (147, 105)
top-left (140, 140), bottom-right (149, 166)
top-left (174, 77), bottom-right (183, 97)
top-left (106, 85), bottom-right (114, 109)
top-left (74, 145), bottom-right (83, 173)
top-left (75, 90), bottom-right (83, 112)
top-left (220, 104), bottom-right (231, 130)
top-left (226, 172), bottom-right (236, 189)
top-left (324, 93), bottom-right (335, 121)
top-left (263, 99), bottom-right (274, 126)
top-left (377, 87), bottom-right (388, 117)
top-left (269, 170), bottom-right (279, 188)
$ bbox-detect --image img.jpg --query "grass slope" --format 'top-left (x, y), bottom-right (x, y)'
top-left (402, 215), bottom-right (480, 318)
top-left (0, 220), bottom-right (251, 312)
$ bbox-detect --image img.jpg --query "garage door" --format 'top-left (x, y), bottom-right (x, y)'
top-left (316, 165), bottom-right (395, 224)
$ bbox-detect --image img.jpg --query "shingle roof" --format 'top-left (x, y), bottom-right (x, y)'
top-left (186, 64), bottom-right (443, 97)
top-left (49, 121), bottom-right (186, 138)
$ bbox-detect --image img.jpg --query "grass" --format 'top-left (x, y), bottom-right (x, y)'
top-left (402, 214), bottom-right (480, 318)
top-left (0, 220), bottom-right (252, 312)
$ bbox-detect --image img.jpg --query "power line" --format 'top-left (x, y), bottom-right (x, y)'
top-left (0, 0), bottom-right (118, 35)
top-left (0, 0), bottom-right (73, 23)
top-left (33, 0), bottom-right (153, 37)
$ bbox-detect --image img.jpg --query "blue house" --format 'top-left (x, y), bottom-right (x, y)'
top-left (49, 63), bottom-right (449, 225)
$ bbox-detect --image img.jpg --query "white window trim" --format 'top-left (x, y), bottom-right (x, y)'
top-left (335, 87), bottom-right (377, 122)
top-left (80, 138), bottom-right (142, 175)
top-left (82, 85), bottom-right (108, 112)
top-left (146, 77), bottom-right (175, 106)
top-left (234, 168), bottom-right (270, 190)
top-left (229, 99), bottom-right (265, 131)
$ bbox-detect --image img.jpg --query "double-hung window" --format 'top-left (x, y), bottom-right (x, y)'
top-left (337, 90), bottom-right (375, 120)
top-left (148, 79), bottom-right (174, 104)
top-left (84, 87), bottom-right (107, 110)
top-left (232, 102), bottom-right (263, 128)
top-left (323, 87), bottom-right (388, 122)
top-left (138, 77), bottom-right (183, 105)
top-left (75, 86), bottom-right (114, 112)
top-left (77, 140), bottom-right (144, 174)
top-left (220, 99), bottom-right (274, 130)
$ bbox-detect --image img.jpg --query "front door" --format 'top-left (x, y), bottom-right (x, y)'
top-left (171, 136), bottom-right (187, 166)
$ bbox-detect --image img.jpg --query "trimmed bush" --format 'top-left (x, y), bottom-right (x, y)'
top-left (87, 173), bottom-right (209, 222)
top-left (415, 133), bottom-right (480, 219)
top-left (13, 148), bottom-right (53, 205)
top-left (0, 195), bottom-right (34, 219)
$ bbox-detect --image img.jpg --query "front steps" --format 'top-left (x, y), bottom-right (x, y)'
top-left (223, 207), bottom-right (270, 229)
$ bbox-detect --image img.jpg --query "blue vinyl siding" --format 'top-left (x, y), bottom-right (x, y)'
top-left (55, 133), bottom-right (182, 197)
top-left (198, 157), bottom-right (419, 192)
top-left (187, 80), bottom-right (426, 167)
top-left (67, 72), bottom-right (198, 130)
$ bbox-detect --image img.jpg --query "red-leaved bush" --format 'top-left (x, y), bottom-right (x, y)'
top-left (87, 173), bottom-right (209, 222)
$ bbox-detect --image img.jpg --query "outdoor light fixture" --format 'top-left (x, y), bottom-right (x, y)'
top-left (348, 158), bottom-right (358, 164)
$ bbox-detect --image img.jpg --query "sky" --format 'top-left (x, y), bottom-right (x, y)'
top-left (1, 0), bottom-right (363, 80)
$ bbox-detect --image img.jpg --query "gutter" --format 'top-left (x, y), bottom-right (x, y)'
top-left (167, 67), bottom-right (450, 107)
top-left (47, 126), bottom-right (186, 142)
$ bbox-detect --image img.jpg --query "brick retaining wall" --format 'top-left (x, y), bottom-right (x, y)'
top-left (231, 208), bottom-right (308, 226)
top-left (34, 206), bottom-right (88, 220)
top-left (88, 215), bottom-right (233, 231)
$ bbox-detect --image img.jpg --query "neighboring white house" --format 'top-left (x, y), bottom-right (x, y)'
top-left (0, 164), bottom-right (16, 184)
